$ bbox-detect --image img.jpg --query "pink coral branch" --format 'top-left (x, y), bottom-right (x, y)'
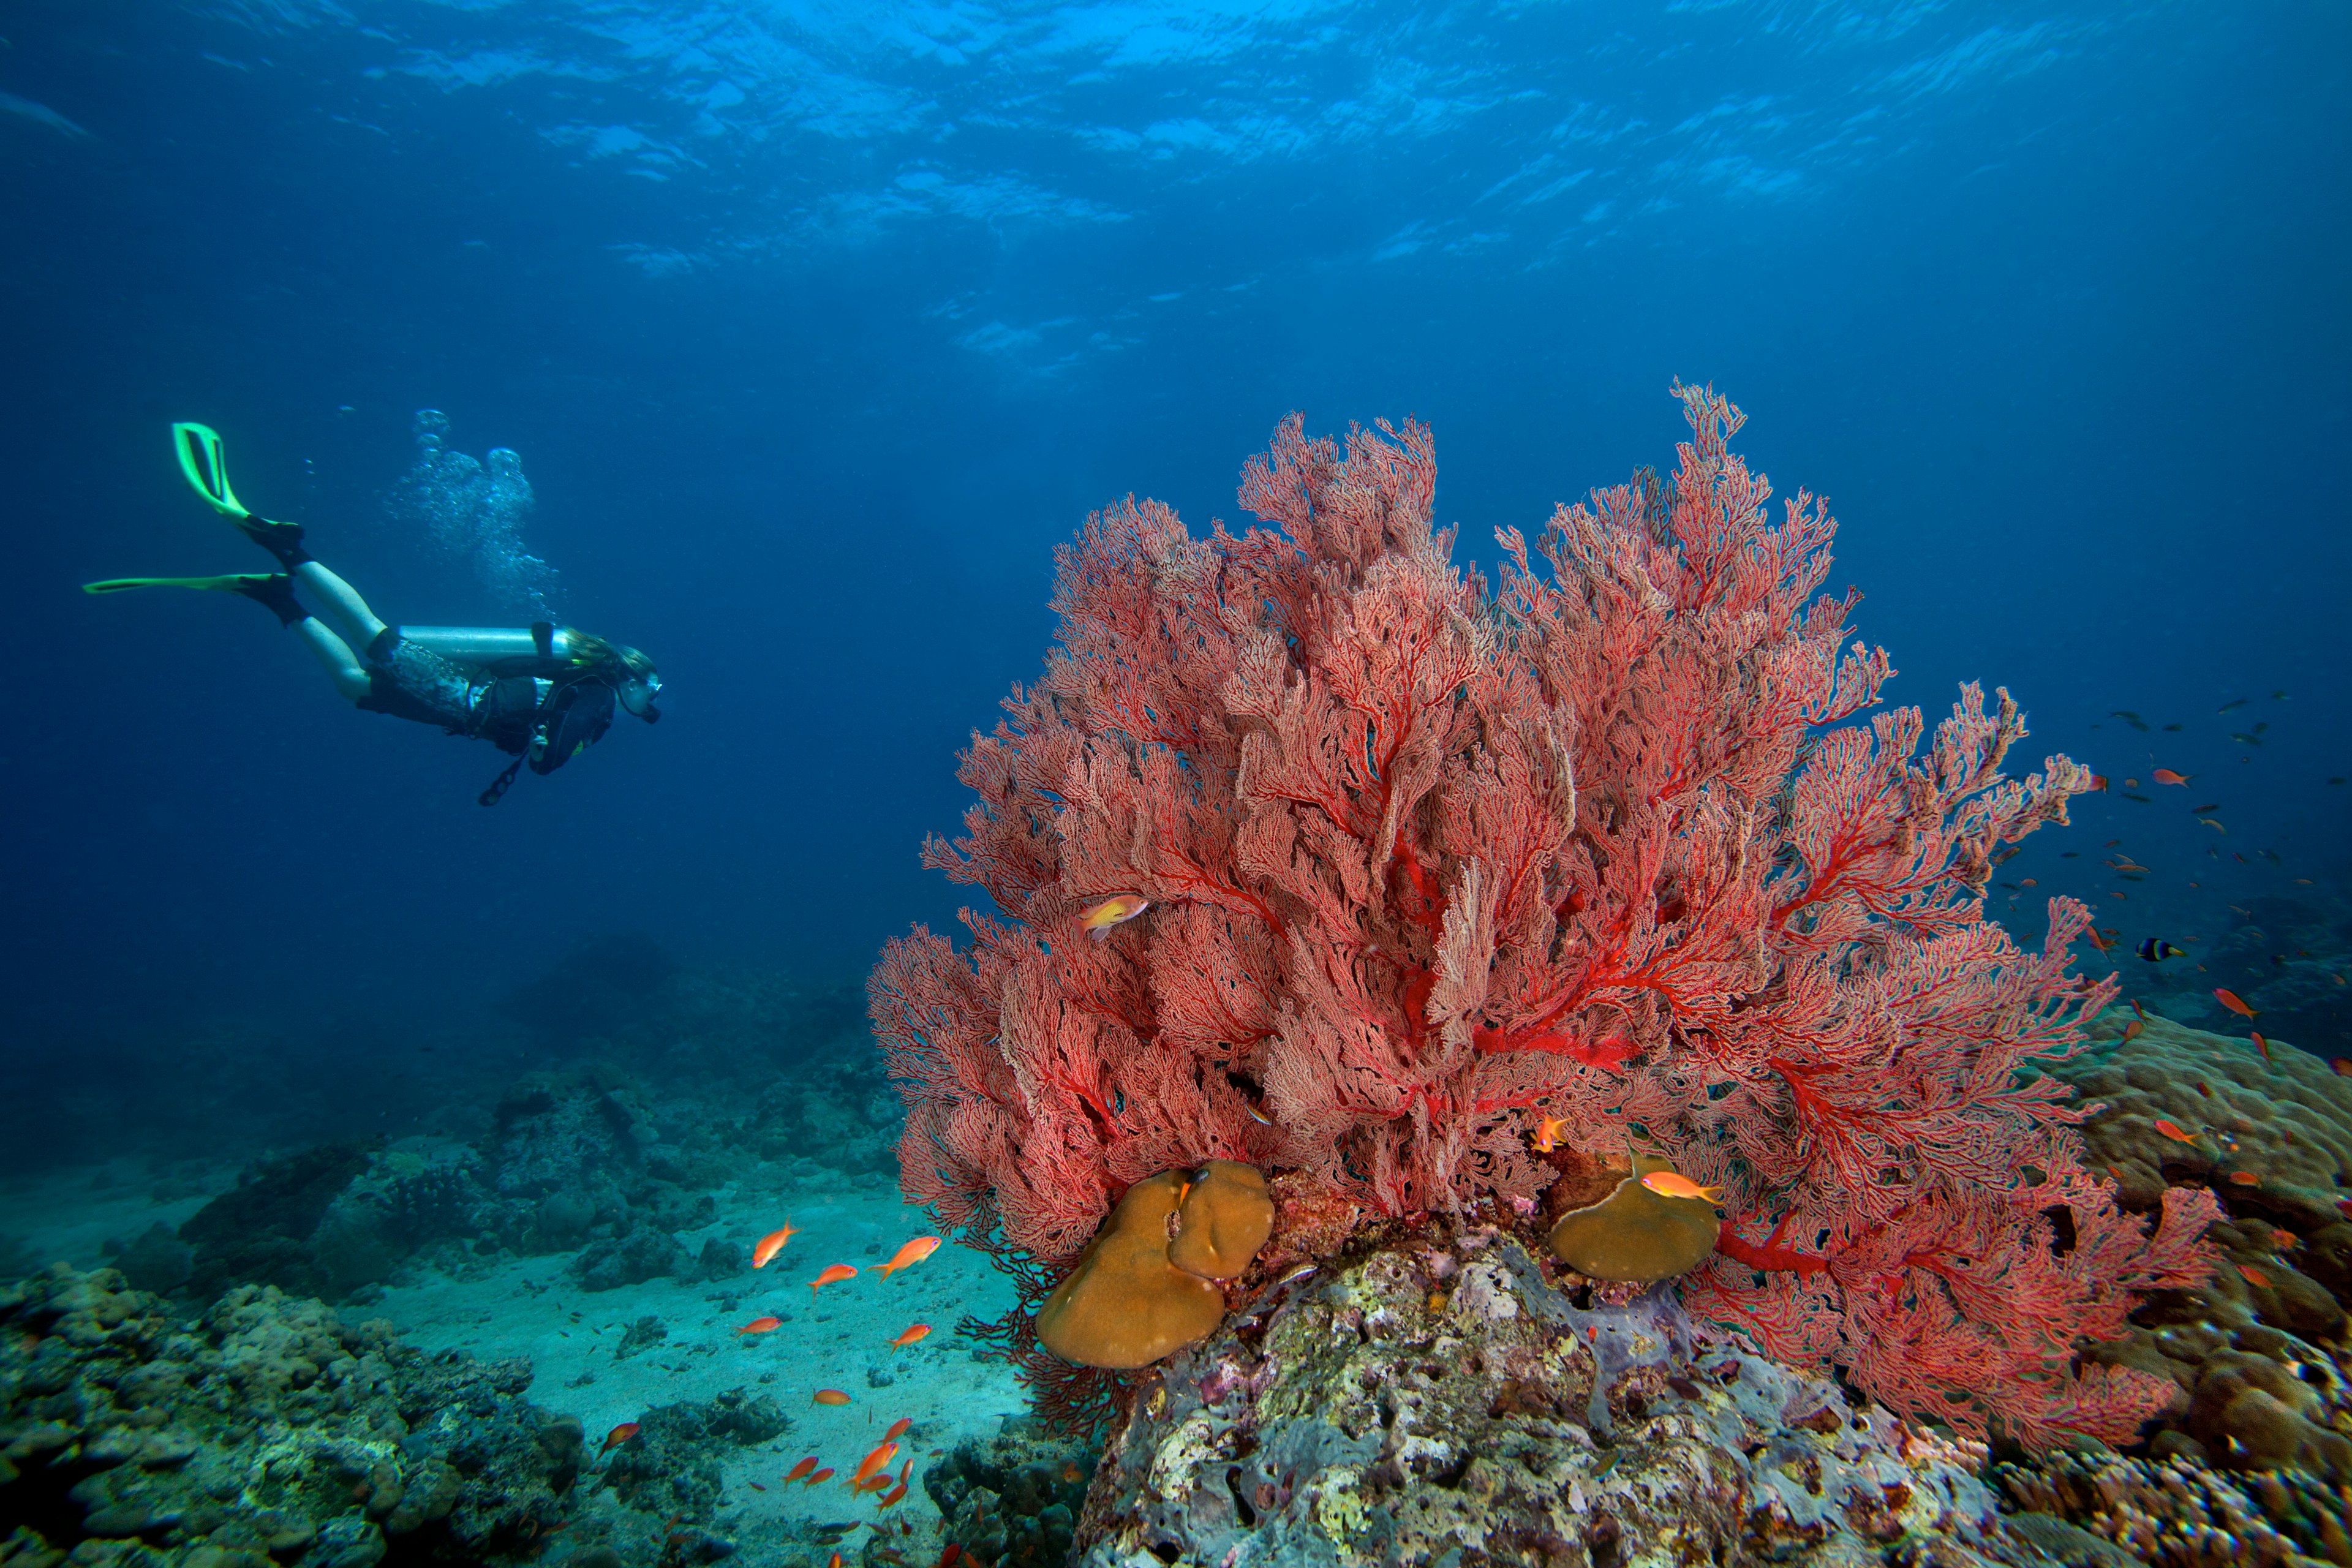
top-left (872, 385), bottom-right (2217, 1448)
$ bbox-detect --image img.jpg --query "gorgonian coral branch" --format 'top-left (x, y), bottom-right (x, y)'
top-left (870, 383), bottom-right (2216, 1446)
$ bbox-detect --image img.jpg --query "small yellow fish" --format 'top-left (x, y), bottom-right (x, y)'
top-left (752, 1223), bottom-right (799, 1268)
top-left (1529, 1115), bottom-right (1570, 1153)
top-left (1079, 894), bottom-right (1152, 937)
top-left (874, 1237), bottom-right (943, 1279)
top-left (1638, 1171), bottom-right (1724, 1205)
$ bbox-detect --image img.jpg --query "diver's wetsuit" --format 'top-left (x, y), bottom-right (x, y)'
top-left (360, 624), bottom-right (618, 768)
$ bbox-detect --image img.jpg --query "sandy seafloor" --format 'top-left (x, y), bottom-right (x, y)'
top-left (0, 1145), bottom-right (1028, 1551)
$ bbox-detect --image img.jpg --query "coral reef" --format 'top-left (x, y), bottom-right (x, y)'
top-left (594, 1388), bottom-right (792, 1522)
top-left (872, 388), bottom-right (2218, 1442)
top-left (176, 1144), bottom-right (379, 1302)
top-left (0, 1266), bottom-right (578, 1566)
top-left (1994, 1448), bottom-right (2350, 1566)
top-left (1067, 1226), bottom-right (2034, 1568)
top-left (923, 1418), bottom-right (1098, 1568)
top-left (2021, 1010), bottom-right (2352, 1532)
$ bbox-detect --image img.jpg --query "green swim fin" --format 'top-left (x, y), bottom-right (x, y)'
top-left (83, 572), bottom-right (303, 623)
top-left (172, 423), bottom-right (250, 519)
top-left (170, 422), bottom-right (308, 564)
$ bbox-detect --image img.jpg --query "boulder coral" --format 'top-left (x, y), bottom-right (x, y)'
top-left (1545, 1152), bottom-right (1721, 1285)
top-left (2040, 1011), bottom-right (2352, 1515)
top-left (1035, 1177), bottom-right (1221, 1371)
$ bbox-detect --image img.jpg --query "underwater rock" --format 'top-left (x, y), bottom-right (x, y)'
top-left (693, 1236), bottom-right (747, 1281)
top-left (533, 1189), bottom-right (597, 1247)
top-left (0, 1265), bottom-right (576, 1565)
top-left (177, 1140), bottom-right (379, 1300)
top-left (568, 1219), bottom-right (693, 1291)
top-left (499, 930), bottom-right (682, 1049)
top-left (110, 1223), bottom-right (193, 1296)
top-left (742, 1059), bottom-right (905, 1180)
top-left (594, 1387), bottom-right (791, 1522)
top-left (1069, 1229), bottom-right (2027, 1568)
top-left (484, 1067), bottom-right (660, 1200)
top-left (922, 1416), bottom-right (1096, 1568)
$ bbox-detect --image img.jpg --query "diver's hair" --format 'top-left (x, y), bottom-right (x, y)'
top-left (564, 631), bottom-right (654, 680)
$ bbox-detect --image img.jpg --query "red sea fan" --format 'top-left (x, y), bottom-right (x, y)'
top-left (869, 383), bottom-right (2218, 1446)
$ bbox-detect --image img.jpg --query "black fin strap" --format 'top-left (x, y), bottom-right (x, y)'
top-left (478, 755), bottom-right (526, 807)
top-left (532, 620), bottom-right (555, 658)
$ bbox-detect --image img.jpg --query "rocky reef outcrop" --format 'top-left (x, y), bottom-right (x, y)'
top-left (1063, 1226), bottom-right (2033, 1568)
top-left (0, 1265), bottom-right (580, 1567)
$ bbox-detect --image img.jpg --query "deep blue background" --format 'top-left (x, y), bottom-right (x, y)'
top-left (4, 1), bottom-right (2347, 1135)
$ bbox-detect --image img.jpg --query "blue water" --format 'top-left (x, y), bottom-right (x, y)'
top-left (4, 1), bottom-right (2347, 1159)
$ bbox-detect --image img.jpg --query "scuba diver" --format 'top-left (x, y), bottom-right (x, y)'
top-left (85, 423), bottom-right (662, 805)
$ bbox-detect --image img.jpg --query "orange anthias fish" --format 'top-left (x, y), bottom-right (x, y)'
top-left (785, 1457), bottom-right (819, 1482)
top-left (2152, 1119), bottom-right (2198, 1145)
top-left (2213, 987), bottom-right (2257, 1019)
top-left (2120, 1019), bottom-right (2144, 1044)
top-left (2271, 1229), bottom-right (2300, 1250)
top-left (829, 1554), bottom-right (843, 1568)
top-left (936, 1547), bottom-right (963, 1568)
top-left (1530, 1115), bottom-right (1570, 1153)
top-left (807, 1468), bottom-right (836, 1486)
top-left (737, 1316), bottom-right (783, 1335)
top-left (884, 1417), bottom-right (913, 1442)
top-left (752, 1223), bottom-right (799, 1269)
top-left (850, 1441), bottom-right (899, 1490)
top-left (600, 1422), bottom-right (641, 1454)
top-left (2151, 768), bottom-right (2192, 786)
top-left (2227, 1171), bottom-right (2260, 1186)
top-left (1639, 1171), bottom-right (1724, 1204)
top-left (2237, 1263), bottom-right (2272, 1288)
top-left (809, 1264), bottom-right (859, 1295)
top-left (2250, 1031), bottom-right (2272, 1063)
top-left (2334, 1058), bottom-right (2352, 1077)
top-left (875, 1237), bottom-right (943, 1279)
top-left (888, 1324), bottom-right (931, 1349)
top-left (1079, 893), bottom-right (1152, 937)
top-left (879, 1482), bottom-right (908, 1509)
top-left (812, 1389), bottom-right (851, 1406)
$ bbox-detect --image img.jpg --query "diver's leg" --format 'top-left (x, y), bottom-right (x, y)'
top-left (291, 561), bottom-right (390, 655)
top-left (292, 618), bottom-right (373, 703)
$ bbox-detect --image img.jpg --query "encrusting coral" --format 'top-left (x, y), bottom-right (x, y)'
top-left (871, 385), bottom-right (2221, 1442)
